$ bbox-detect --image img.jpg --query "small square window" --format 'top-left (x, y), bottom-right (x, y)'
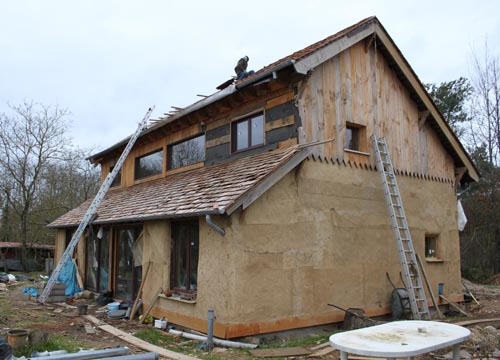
top-left (425, 234), bottom-right (439, 258)
top-left (345, 122), bottom-right (366, 152)
top-left (134, 149), bottom-right (163, 180)
top-left (232, 113), bottom-right (264, 153)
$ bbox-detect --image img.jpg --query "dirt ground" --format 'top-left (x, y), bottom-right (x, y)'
top-left (1, 276), bottom-right (500, 359)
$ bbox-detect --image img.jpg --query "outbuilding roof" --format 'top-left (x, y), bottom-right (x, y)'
top-left (49, 146), bottom-right (310, 228)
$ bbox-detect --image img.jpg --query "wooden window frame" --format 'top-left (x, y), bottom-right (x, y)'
top-left (167, 134), bottom-right (206, 170)
top-left (344, 122), bottom-right (367, 153)
top-left (231, 112), bottom-right (265, 153)
top-left (425, 233), bottom-right (441, 260)
top-left (170, 220), bottom-right (199, 294)
top-left (134, 148), bottom-right (163, 180)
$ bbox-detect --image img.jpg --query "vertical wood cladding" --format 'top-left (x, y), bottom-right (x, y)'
top-left (205, 100), bottom-right (299, 165)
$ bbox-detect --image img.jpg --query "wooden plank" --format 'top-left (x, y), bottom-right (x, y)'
top-left (454, 317), bottom-right (500, 327)
top-left (84, 323), bottom-right (96, 334)
top-left (72, 258), bottom-right (84, 289)
top-left (205, 134), bottom-right (231, 148)
top-left (265, 92), bottom-right (295, 109)
top-left (129, 261), bottom-right (151, 321)
top-left (265, 115), bottom-right (295, 132)
top-left (416, 253), bottom-right (443, 318)
top-left (439, 295), bottom-right (470, 317)
top-left (311, 346), bottom-right (336, 357)
top-left (250, 347), bottom-right (311, 358)
top-left (84, 315), bottom-right (200, 360)
top-left (140, 287), bottom-right (163, 324)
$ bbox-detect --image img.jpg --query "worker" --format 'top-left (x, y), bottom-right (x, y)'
top-left (234, 56), bottom-right (255, 80)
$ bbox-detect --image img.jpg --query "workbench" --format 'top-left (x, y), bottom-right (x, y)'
top-left (329, 320), bottom-right (471, 360)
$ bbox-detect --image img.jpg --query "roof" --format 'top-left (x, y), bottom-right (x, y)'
top-left (0, 242), bottom-right (55, 250)
top-left (49, 146), bottom-right (310, 228)
top-left (88, 16), bottom-right (478, 181)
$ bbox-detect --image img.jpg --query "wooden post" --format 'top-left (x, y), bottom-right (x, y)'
top-left (129, 261), bottom-right (151, 321)
top-left (416, 253), bottom-right (443, 318)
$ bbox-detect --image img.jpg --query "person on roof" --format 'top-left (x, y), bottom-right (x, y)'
top-left (234, 56), bottom-right (255, 80)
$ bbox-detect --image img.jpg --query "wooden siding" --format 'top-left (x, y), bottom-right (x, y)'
top-left (298, 41), bottom-right (455, 180)
top-left (101, 91), bottom-right (299, 187)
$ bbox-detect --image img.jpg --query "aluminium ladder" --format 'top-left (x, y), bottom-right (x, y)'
top-left (38, 106), bottom-right (155, 304)
top-left (371, 134), bottom-right (431, 320)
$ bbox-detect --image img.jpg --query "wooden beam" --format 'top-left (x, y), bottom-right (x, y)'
top-left (439, 295), bottom-right (470, 317)
top-left (455, 167), bottom-right (467, 185)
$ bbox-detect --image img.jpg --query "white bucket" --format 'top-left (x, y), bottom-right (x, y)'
top-left (108, 302), bottom-right (120, 312)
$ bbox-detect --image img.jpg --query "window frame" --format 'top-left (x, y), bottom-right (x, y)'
top-left (167, 134), bottom-right (206, 170)
top-left (170, 220), bottom-right (199, 294)
top-left (134, 148), bottom-right (164, 180)
top-left (344, 122), bottom-right (367, 153)
top-left (231, 112), bottom-right (265, 153)
top-left (425, 233), bottom-right (440, 260)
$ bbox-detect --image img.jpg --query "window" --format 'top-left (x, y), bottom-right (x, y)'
top-left (85, 226), bottom-right (110, 292)
top-left (114, 226), bottom-right (143, 301)
top-left (171, 220), bottom-right (199, 293)
top-left (168, 134), bottom-right (205, 170)
top-left (345, 122), bottom-right (366, 152)
top-left (232, 113), bottom-right (264, 152)
top-left (425, 234), bottom-right (439, 258)
top-left (134, 149), bottom-right (163, 180)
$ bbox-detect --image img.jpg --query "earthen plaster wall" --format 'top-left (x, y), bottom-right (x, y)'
top-left (150, 158), bottom-right (462, 337)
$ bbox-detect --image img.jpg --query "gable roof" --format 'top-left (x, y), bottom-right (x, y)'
top-left (49, 146), bottom-right (310, 228)
top-left (89, 16), bottom-right (478, 181)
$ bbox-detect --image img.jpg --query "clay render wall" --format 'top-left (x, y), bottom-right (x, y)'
top-left (149, 159), bottom-right (462, 338)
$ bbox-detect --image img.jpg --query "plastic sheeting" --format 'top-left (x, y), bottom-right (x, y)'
top-left (457, 200), bottom-right (468, 231)
top-left (57, 259), bottom-right (81, 297)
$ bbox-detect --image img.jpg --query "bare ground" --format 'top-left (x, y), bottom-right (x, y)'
top-left (1, 276), bottom-right (500, 359)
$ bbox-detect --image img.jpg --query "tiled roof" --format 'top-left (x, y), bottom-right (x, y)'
top-left (49, 146), bottom-right (307, 228)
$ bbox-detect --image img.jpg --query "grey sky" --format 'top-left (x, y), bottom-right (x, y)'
top-left (1, 0), bottom-right (499, 152)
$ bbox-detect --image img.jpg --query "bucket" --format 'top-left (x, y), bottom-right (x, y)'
top-left (7, 329), bottom-right (28, 350)
top-left (77, 304), bottom-right (88, 315)
top-left (108, 302), bottom-right (120, 312)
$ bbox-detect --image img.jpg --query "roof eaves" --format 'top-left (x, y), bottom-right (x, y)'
top-left (225, 147), bottom-right (312, 215)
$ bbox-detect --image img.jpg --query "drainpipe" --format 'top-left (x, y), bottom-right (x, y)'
top-left (205, 214), bottom-right (225, 236)
top-left (206, 308), bottom-right (214, 350)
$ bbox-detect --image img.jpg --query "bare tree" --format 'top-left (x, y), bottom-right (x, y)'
top-left (468, 43), bottom-right (500, 165)
top-left (0, 102), bottom-right (71, 269)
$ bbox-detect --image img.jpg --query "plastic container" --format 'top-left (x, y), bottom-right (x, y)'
top-left (108, 302), bottom-right (120, 312)
top-left (7, 329), bottom-right (28, 350)
top-left (154, 319), bottom-right (167, 329)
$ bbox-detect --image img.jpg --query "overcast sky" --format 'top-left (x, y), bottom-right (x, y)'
top-left (1, 1), bottom-right (499, 153)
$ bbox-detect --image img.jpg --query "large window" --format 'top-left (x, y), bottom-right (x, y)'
top-left (85, 226), bottom-right (110, 292)
top-left (168, 135), bottom-right (205, 170)
top-left (232, 113), bottom-right (264, 152)
top-left (114, 226), bottom-right (143, 301)
top-left (171, 220), bottom-right (199, 293)
top-left (135, 149), bottom-right (163, 180)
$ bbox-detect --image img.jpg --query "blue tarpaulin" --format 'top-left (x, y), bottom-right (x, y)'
top-left (57, 260), bottom-right (81, 297)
